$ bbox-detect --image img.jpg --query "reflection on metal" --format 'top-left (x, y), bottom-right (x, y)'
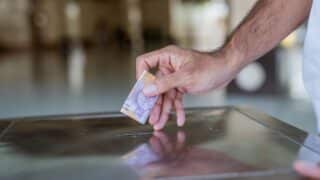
top-left (0, 107), bottom-right (316, 179)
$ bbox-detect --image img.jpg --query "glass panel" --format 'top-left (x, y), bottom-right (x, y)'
top-left (0, 108), bottom-right (316, 179)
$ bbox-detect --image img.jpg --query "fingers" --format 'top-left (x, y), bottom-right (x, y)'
top-left (136, 51), bottom-right (159, 80)
top-left (136, 47), bottom-right (169, 79)
top-left (143, 72), bottom-right (183, 97)
top-left (144, 62), bottom-right (186, 130)
top-left (294, 161), bottom-right (320, 178)
top-left (138, 46), bottom-right (184, 97)
top-left (149, 89), bottom-right (186, 130)
top-left (149, 71), bottom-right (163, 125)
top-left (153, 67), bottom-right (175, 130)
top-left (149, 95), bottom-right (162, 125)
top-left (154, 89), bottom-right (175, 131)
top-left (174, 92), bottom-right (185, 127)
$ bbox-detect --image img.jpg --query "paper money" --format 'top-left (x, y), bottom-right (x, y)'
top-left (121, 71), bottom-right (158, 124)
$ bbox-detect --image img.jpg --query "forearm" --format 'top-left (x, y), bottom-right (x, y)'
top-left (223, 0), bottom-right (312, 70)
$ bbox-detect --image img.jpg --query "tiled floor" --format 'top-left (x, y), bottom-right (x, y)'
top-left (0, 48), bottom-right (316, 134)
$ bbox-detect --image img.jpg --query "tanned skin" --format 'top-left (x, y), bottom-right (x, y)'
top-left (224, 0), bottom-right (312, 69)
top-left (137, 0), bottom-right (318, 178)
top-left (136, 0), bottom-right (312, 130)
top-left (136, 0), bottom-right (320, 178)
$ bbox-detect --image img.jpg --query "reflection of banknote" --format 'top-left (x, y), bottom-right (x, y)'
top-left (121, 71), bottom-right (158, 124)
top-left (123, 143), bottom-right (160, 168)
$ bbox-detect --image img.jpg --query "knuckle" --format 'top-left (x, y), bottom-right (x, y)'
top-left (178, 87), bottom-right (188, 94)
top-left (159, 57), bottom-right (167, 66)
top-left (136, 55), bottom-right (144, 64)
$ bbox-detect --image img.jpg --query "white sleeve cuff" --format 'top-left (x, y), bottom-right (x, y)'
top-left (314, 100), bottom-right (320, 133)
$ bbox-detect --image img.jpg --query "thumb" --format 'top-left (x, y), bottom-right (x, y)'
top-left (143, 72), bottom-right (182, 96)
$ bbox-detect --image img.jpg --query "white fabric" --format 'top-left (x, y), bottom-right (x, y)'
top-left (304, 0), bottom-right (320, 132)
top-left (297, 135), bottom-right (320, 163)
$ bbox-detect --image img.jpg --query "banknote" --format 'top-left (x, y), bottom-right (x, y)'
top-left (121, 71), bottom-right (158, 124)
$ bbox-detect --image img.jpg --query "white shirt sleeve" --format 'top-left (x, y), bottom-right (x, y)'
top-left (303, 0), bottom-right (320, 132)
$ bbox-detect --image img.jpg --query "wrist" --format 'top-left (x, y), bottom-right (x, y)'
top-left (213, 43), bottom-right (244, 74)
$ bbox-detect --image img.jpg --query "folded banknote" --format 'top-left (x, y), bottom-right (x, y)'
top-left (121, 71), bottom-right (158, 124)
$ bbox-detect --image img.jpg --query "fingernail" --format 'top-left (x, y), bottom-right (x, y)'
top-left (178, 121), bottom-right (184, 127)
top-left (178, 118), bottom-right (185, 127)
top-left (143, 84), bottom-right (157, 96)
top-left (153, 124), bottom-right (163, 131)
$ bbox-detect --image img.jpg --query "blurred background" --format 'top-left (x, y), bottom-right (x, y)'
top-left (0, 0), bottom-right (316, 133)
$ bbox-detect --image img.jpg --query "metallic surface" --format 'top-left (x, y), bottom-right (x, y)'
top-left (0, 107), bottom-right (316, 179)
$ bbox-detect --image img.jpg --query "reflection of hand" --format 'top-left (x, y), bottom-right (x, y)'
top-left (145, 131), bottom-right (254, 177)
top-left (136, 45), bottom-right (239, 130)
top-left (294, 161), bottom-right (320, 179)
top-left (149, 131), bottom-right (186, 161)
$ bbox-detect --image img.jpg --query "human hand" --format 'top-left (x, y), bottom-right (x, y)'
top-left (294, 161), bottom-right (320, 179)
top-left (136, 45), bottom-right (239, 130)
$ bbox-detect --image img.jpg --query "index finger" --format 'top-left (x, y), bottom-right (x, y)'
top-left (136, 49), bottom-right (167, 79)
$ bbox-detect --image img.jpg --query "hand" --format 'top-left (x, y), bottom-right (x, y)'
top-left (294, 161), bottom-right (320, 179)
top-left (136, 45), bottom-right (239, 130)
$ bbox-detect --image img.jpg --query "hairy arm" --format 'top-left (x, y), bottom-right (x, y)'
top-left (135, 0), bottom-right (312, 130)
top-left (223, 0), bottom-right (312, 69)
